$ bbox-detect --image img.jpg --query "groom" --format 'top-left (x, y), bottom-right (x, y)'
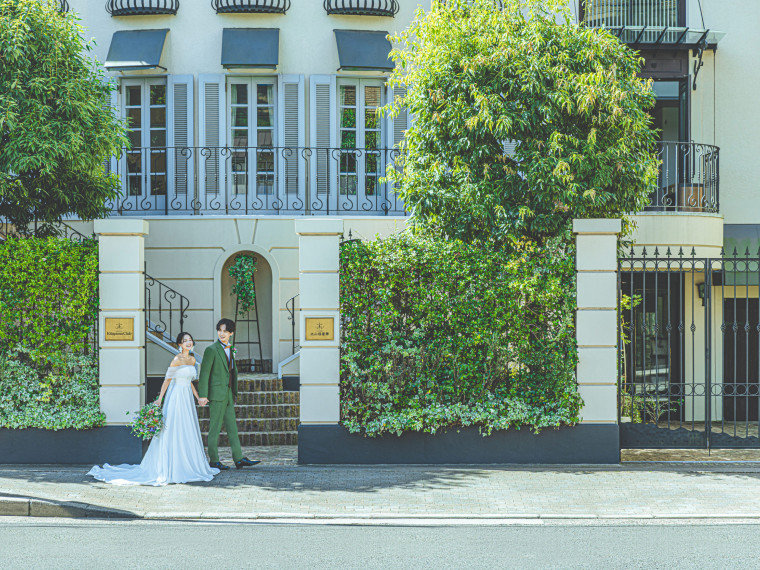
top-left (198, 318), bottom-right (260, 470)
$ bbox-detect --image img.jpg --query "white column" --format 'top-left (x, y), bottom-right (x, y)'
top-left (295, 218), bottom-right (342, 425)
top-left (574, 219), bottom-right (621, 425)
top-left (94, 219), bottom-right (148, 424)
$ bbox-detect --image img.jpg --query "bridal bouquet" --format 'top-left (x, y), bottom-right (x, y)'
top-left (128, 402), bottom-right (164, 440)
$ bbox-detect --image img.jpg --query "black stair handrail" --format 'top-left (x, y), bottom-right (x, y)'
top-left (286, 294), bottom-right (299, 355)
top-left (145, 272), bottom-right (190, 344)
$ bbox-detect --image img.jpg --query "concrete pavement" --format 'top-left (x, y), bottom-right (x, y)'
top-left (4, 446), bottom-right (760, 521)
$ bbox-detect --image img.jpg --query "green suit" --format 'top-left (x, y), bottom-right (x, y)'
top-left (198, 340), bottom-right (242, 464)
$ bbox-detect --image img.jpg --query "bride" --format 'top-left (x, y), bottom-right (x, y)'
top-left (88, 332), bottom-right (220, 486)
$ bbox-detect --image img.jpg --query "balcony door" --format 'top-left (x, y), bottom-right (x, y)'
top-left (122, 79), bottom-right (168, 211)
top-left (651, 79), bottom-right (689, 209)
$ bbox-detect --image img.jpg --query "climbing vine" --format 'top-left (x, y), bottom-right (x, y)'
top-left (229, 254), bottom-right (257, 316)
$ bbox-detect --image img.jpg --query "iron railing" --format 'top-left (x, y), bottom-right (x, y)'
top-left (286, 294), bottom-right (299, 355)
top-left (145, 273), bottom-right (190, 346)
top-left (644, 141), bottom-right (719, 214)
top-left (620, 247), bottom-right (760, 449)
top-left (324, 0), bottom-right (399, 17)
top-left (212, 0), bottom-right (289, 12)
top-left (59, 0), bottom-right (70, 12)
top-left (107, 146), bottom-right (406, 216)
top-left (106, 0), bottom-right (179, 16)
top-left (580, 0), bottom-right (684, 28)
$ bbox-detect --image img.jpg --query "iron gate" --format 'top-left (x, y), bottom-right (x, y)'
top-left (619, 247), bottom-right (760, 449)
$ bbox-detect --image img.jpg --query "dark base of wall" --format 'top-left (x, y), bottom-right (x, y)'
top-left (282, 376), bottom-right (300, 391)
top-left (146, 376), bottom-right (164, 403)
top-left (0, 427), bottom-right (146, 465)
top-left (298, 424), bottom-right (620, 465)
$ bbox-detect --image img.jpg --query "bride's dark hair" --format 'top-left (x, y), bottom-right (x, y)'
top-left (176, 331), bottom-right (194, 346)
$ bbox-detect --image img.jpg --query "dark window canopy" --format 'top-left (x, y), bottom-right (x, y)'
top-left (599, 26), bottom-right (725, 51)
top-left (212, 0), bottom-right (290, 14)
top-left (334, 30), bottom-right (393, 72)
top-left (105, 29), bottom-right (169, 71)
top-left (324, 0), bottom-right (399, 17)
top-left (221, 28), bottom-right (280, 69)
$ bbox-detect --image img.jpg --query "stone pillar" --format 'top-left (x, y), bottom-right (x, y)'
top-left (294, 218), bottom-right (342, 425)
top-left (94, 219), bottom-right (148, 425)
top-left (574, 219), bottom-right (621, 429)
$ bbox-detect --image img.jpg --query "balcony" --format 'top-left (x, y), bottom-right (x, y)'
top-left (106, 0), bottom-right (179, 16)
top-left (212, 0), bottom-right (290, 14)
top-left (324, 0), bottom-right (399, 17)
top-left (107, 146), bottom-right (406, 216)
top-left (645, 141), bottom-right (719, 213)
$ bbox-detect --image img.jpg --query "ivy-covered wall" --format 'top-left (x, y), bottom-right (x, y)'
top-left (0, 237), bottom-right (104, 430)
top-left (339, 233), bottom-right (582, 437)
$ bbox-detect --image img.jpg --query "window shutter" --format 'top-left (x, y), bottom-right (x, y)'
top-left (198, 74), bottom-right (226, 198)
top-left (167, 75), bottom-right (194, 203)
top-left (389, 86), bottom-right (408, 150)
top-left (309, 75), bottom-right (336, 205)
top-left (103, 84), bottom-right (118, 176)
top-left (277, 74), bottom-right (305, 206)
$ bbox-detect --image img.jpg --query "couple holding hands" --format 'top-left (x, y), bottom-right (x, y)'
top-left (89, 319), bottom-right (259, 486)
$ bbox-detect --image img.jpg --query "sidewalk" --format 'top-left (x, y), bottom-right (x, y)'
top-left (4, 446), bottom-right (760, 521)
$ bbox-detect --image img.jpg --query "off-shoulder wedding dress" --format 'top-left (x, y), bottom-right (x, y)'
top-left (88, 365), bottom-right (220, 486)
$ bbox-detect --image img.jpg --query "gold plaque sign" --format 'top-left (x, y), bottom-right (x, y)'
top-left (105, 317), bottom-right (135, 341)
top-left (304, 317), bottom-right (335, 341)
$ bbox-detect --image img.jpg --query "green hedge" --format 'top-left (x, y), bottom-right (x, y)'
top-left (339, 234), bottom-right (582, 437)
top-left (0, 237), bottom-right (103, 429)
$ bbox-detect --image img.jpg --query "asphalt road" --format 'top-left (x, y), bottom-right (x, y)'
top-left (2, 518), bottom-right (760, 569)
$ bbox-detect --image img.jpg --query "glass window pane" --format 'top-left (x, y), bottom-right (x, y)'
top-left (232, 154), bottom-right (247, 172)
top-left (257, 130), bottom-right (273, 147)
top-left (126, 108), bottom-right (141, 129)
top-left (257, 107), bottom-right (273, 128)
top-left (257, 84), bottom-right (273, 105)
top-left (340, 152), bottom-right (356, 173)
top-left (341, 109), bottom-right (356, 128)
top-left (128, 130), bottom-right (141, 148)
top-left (231, 84), bottom-right (247, 105)
top-left (256, 176), bottom-right (274, 195)
top-left (150, 150), bottom-right (166, 173)
top-left (365, 109), bottom-right (378, 129)
top-left (340, 85), bottom-right (356, 106)
top-left (366, 153), bottom-right (379, 173)
top-left (365, 176), bottom-right (377, 196)
top-left (365, 131), bottom-right (379, 150)
top-left (150, 85), bottom-right (166, 106)
top-left (232, 107), bottom-right (248, 128)
top-left (126, 86), bottom-right (141, 106)
top-left (128, 175), bottom-right (141, 196)
top-left (341, 131), bottom-right (356, 149)
top-left (150, 107), bottom-right (166, 129)
top-left (232, 130), bottom-right (248, 147)
top-left (150, 130), bottom-right (166, 147)
top-left (340, 176), bottom-right (357, 196)
top-left (364, 86), bottom-right (381, 107)
top-left (127, 152), bottom-right (142, 173)
top-left (258, 150), bottom-right (274, 171)
top-left (233, 173), bottom-right (247, 195)
top-left (150, 174), bottom-right (167, 196)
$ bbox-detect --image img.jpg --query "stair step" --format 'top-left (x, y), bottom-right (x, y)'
top-left (234, 391), bottom-right (300, 406)
top-left (204, 432), bottom-right (298, 446)
top-left (197, 404), bottom-right (299, 420)
top-left (236, 377), bottom-right (285, 392)
top-left (199, 418), bottom-right (298, 433)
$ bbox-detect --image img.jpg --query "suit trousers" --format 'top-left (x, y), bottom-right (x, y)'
top-left (206, 388), bottom-right (243, 463)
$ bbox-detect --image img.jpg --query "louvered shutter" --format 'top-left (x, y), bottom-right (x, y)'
top-left (277, 74), bottom-right (305, 209)
top-left (103, 84), bottom-right (118, 176)
top-left (386, 86), bottom-right (409, 210)
top-left (167, 75), bottom-right (194, 208)
top-left (198, 74), bottom-right (226, 200)
top-left (309, 75), bottom-right (337, 210)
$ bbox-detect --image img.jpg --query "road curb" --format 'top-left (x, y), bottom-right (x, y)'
top-left (0, 496), bottom-right (140, 519)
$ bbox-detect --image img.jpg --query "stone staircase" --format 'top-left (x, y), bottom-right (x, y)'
top-left (198, 373), bottom-right (299, 446)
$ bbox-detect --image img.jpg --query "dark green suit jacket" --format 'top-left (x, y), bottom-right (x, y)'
top-left (198, 341), bottom-right (238, 402)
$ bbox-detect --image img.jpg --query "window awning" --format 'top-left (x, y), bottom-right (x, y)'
top-left (334, 30), bottom-right (393, 72)
top-left (600, 26), bottom-right (726, 51)
top-left (221, 28), bottom-right (280, 69)
top-left (105, 29), bottom-right (169, 71)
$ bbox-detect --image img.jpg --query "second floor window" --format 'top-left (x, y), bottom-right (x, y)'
top-left (123, 79), bottom-right (167, 197)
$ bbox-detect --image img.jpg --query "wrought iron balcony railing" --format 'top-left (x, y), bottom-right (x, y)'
top-left (580, 0), bottom-right (684, 29)
top-left (107, 146), bottom-right (406, 216)
top-left (106, 0), bottom-right (179, 16)
top-left (324, 0), bottom-right (399, 17)
top-left (59, 0), bottom-right (70, 12)
top-left (212, 0), bottom-right (289, 14)
top-left (645, 141), bottom-right (719, 213)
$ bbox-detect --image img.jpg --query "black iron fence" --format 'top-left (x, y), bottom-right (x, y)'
top-left (107, 146), bottom-right (406, 216)
top-left (620, 247), bottom-right (760, 449)
top-left (106, 0), bottom-right (179, 15)
top-left (645, 141), bottom-right (719, 214)
top-left (212, 0), bottom-right (289, 12)
top-left (324, 0), bottom-right (399, 16)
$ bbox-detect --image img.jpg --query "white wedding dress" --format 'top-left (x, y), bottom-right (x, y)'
top-left (88, 365), bottom-right (220, 486)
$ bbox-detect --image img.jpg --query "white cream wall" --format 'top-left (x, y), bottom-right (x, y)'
top-left (72, 0), bottom-right (431, 76)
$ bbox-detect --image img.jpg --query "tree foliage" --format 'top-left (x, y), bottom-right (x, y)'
top-left (385, 0), bottom-right (659, 246)
top-left (0, 0), bottom-right (127, 236)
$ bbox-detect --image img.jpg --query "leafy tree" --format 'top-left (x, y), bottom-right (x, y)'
top-left (385, 0), bottom-right (659, 246)
top-left (0, 0), bottom-right (127, 237)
